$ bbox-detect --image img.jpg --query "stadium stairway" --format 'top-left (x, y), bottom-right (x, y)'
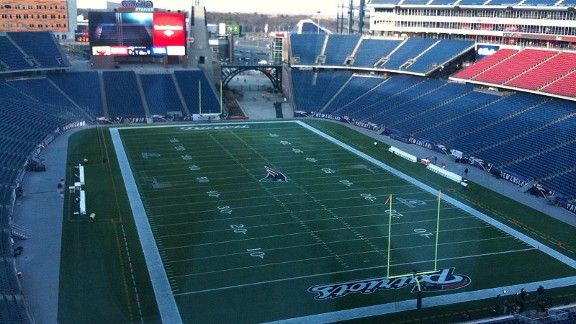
top-left (134, 74), bottom-right (152, 119)
top-left (98, 71), bottom-right (110, 118)
top-left (171, 72), bottom-right (192, 116)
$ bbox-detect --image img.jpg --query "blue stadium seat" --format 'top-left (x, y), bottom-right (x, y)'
top-left (522, 0), bottom-right (558, 5)
top-left (402, 0), bottom-right (431, 4)
top-left (290, 34), bottom-right (326, 65)
top-left (402, 91), bottom-right (500, 137)
top-left (352, 39), bottom-right (402, 67)
top-left (140, 74), bottom-right (185, 116)
top-left (0, 259), bottom-right (20, 294)
top-left (324, 35), bottom-right (360, 66)
top-left (457, 0), bottom-right (488, 4)
top-left (344, 76), bottom-right (424, 120)
top-left (405, 39), bottom-right (474, 74)
top-left (381, 38), bottom-right (438, 71)
top-left (0, 36), bottom-right (33, 71)
top-left (174, 70), bottom-right (220, 115)
top-left (291, 70), bottom-right (352, 112)
top-left (370, 0), bottom-right (401, 4)
top-left (323, 75), bottom-right (385, 114)
top-left (102, 71), bottom-right (146, 118)
top-left (430, 0), bottom-right (459, 4)
top-left (7, 32), bottom-right (69, 68)
top-left (486, 0), bottom-right (521, 4)
top-left (5, 78), bottom-right (84, 121)
top-left (0, 294), bottom-right (31, 324)
top-left (49, 72), bottom-right (104, 118)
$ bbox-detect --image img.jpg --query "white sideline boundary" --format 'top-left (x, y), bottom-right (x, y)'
top-left (109, 128), bottom-right (183, 324)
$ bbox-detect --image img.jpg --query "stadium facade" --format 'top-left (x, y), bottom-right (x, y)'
top-left (0, 0), bottom-right (76, 40)
top-left (367, 0), bottom-right (576, 48)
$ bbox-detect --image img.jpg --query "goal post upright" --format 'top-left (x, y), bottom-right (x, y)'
top-left (386, 194), bottom-right (393, 278)
top-left (386, 190), bottom-right (442, 279)
top-left (434, 190), bottom-right (442, 271)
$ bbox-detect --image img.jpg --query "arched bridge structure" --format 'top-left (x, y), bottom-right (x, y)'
top-left (221, 64), bottom-right (283, 91)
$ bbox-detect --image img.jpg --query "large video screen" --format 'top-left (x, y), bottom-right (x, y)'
top-left (89, 12), bottom-right (186, 56)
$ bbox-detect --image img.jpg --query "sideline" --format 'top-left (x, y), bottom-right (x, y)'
top-left (109, 128), bottom-right (182, 324)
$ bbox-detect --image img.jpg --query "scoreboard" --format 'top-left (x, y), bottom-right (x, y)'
top-left (89, 12), bottom-right (186, 57)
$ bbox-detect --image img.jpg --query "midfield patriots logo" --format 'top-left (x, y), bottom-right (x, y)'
top-left (260, 166), bottom-right (288, 182)
top-left (308, 267), bottom-right (471, 300)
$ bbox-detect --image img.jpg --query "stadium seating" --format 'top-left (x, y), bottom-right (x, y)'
top-left (0, 259), bottom-right (20, 295)
top-left (102, 71), bottom-right (146, 118)
top-left (542, 71), bottom-right (576, 98)
top-left (457, 0), bottom-right (489, 4)
top-left (6, 32), bottom-right (69, 69)
top-left (402, 0), bottom-right (431, 4)
top-left (505, 52), bottom-right (576, 90)
top-left (0, 36), bottom-right (33, 72)
top-left (407, 91), bottom-right (500, 138)
top-left (542, 170), bottom-right (576, 198)
top-left (453, 49), bottom-right (576, 99)
top-left (0, 294), bottom-right (31, 324)
top-left (473, 50), bottom-right (557, 84)
top-left (140, 74), bottom-right (185, 116)
top-left (352, 39), bottom-right (402, 67)
top-left (290, 34), bottom-right (326, 65)
top-left (450, 96), bottom-right (558, 153)
top-left (48, 72), bottom-right (104, 117)
top-left (521, 0), bottom-right (558, 5)
top-left (381, 38), bottom-right (438, 71)
top-left (173, 70), bottom-right (221, 114)
top-left (0, 229), bottom-right (10, 258)
top-left (342, 75), bottom-right (424, 119)
top-left (368, 78), bottom-right (447, 125)
top-left (291, 70), bottom-right (352, 111)
top-left (369, 0), bottom-right (400, 5)
top-left (444, 94), bottom-right (548, 150)
top-left (477, 115), bottom-right (576, 167)
top-left (322, 75), bottom-right (384, 113)
top-left (405, 39), bottom-right (474, 73)
top-left (5, 78), bottom-right (84, 121)
top-left (324, 35), bottom-right (360, 66)
top-left (452, 49), bottom-right (518, 79)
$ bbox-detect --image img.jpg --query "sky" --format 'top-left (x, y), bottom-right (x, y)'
top-left (76, 0), bottom-right (340, 17)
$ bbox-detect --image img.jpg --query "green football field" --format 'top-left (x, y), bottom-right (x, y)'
top-left (102, 120), bottom-right (575, 323)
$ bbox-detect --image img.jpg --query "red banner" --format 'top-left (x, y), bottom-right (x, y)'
top-left (153, 13), bottom-right (185, 47)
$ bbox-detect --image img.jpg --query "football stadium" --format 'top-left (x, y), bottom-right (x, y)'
top-left (1, 0), bottom-right (576, 323)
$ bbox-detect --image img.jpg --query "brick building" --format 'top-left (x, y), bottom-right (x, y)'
top-left (0, 0), bottom-right (76, 40)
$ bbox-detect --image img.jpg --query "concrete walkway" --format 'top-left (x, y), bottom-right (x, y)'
top-left (13, 129), bottom-right (78, 324)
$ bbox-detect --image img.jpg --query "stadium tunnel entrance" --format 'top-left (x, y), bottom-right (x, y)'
top-left (221, 64), bottom-right (282, 91)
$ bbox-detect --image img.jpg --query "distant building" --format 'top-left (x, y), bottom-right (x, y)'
top-left (0, 0), bottom-right (76, 40)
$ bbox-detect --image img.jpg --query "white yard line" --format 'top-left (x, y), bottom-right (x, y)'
top-left (296, 120), bottom-right (576, 270)
top-left (173, 247), bottom-right (537, 296)
top-left (109, 128), bottom-right (182, 324)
